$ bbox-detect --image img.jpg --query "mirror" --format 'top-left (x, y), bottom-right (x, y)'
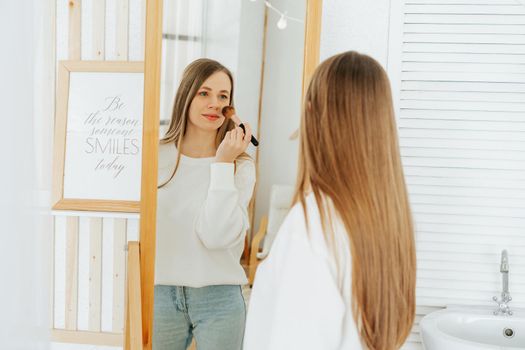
top-left (140, 0), bottom-right (320, 349)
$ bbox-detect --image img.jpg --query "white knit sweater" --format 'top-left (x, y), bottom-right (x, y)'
top-left (154, 143), bottom-right (255, 287)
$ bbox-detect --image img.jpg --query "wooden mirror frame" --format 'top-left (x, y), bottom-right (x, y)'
top-left (138, 1), bottom-right (323, 348)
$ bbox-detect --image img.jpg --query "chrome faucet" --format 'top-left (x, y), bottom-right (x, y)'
top-left (493, 249), bottom-right (513, 316)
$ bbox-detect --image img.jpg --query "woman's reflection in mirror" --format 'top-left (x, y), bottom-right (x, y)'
top-left (154, 58), bottom-right (255, 350)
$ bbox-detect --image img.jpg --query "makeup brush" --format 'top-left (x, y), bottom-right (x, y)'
top-left (222, 106), bottom-right (259, 146)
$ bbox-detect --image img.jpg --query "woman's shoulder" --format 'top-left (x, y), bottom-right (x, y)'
top-left (278, 193), bottom-right (348, 258)
top-left (268, 193), bottom-right (352, 295)
top-left (283, 193), bottom-right (321, 232)
top-left (272, 194), bottom-right (319, 248)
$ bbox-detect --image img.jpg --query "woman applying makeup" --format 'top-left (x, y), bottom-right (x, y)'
top-left (153, 58), bottom-right (255, 350)
top-left (244, 51), bottom-right (416, 350)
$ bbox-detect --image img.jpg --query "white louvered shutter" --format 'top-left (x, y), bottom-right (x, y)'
top-left (387, 1), bottom-right (525, 349)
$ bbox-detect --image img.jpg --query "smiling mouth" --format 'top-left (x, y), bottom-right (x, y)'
top-left (203, 114), bottom-right (220, 121)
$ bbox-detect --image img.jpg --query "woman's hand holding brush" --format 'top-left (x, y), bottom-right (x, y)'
top-left (222, 106), bottom-right (259, 147)
top-left (215, 124), bottom-right (252, 163)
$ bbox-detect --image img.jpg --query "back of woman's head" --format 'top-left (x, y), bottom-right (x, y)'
top-left (295, 51), bottom-right (416, 350)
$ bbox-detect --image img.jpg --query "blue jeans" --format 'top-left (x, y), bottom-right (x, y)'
top-left (153, 285), bottom-right (246, 350)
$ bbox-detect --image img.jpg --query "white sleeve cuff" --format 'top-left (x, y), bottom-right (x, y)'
top-left (210, 162), bottom-right (235, 190)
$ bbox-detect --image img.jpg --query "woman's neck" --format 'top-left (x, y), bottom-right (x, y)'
top-left (181, 124), bottom-right (217, 158)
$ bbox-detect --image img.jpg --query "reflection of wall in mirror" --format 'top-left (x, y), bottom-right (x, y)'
top-left (253, 0), bottom-right (306, 234)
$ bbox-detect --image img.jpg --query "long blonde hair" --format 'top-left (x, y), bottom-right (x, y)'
top-left (294, 51), bottom-right (416, 349)
top-left (159, 58), bottom-right (239, 188)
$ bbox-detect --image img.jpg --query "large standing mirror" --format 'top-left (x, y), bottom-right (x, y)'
top-left (137, 0), bottom-right (322, 349)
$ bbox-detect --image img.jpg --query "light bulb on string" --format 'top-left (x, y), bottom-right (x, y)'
top-left (249, 0), bottom-right (303, 30)
top-left (277, 13), bottom-right (287, 30)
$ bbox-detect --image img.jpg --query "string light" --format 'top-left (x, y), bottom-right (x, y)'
top-left (277, 13), bottom-right (288, 29)
top-left (250, 0), bottom-right (304, 30)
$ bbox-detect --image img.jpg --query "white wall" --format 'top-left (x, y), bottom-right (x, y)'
top-left (254, 0), bottom-right (307, 229)
top-left (320, 0), bottom-right (391, 67)
top-left (1, 0), bottom-right (52, 348)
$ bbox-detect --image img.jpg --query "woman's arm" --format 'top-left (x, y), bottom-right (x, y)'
top-left (195, 158), bottom-right (256, 250)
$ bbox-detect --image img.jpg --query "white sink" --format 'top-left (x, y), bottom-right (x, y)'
top-left (420, 307), bottom-right (524, 349)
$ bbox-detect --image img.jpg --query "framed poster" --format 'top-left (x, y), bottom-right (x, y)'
top-left (52, 61), bottom-right (144, 212)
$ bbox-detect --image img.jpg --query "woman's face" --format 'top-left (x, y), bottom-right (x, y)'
top-left (187, 71), bottom-right (232, 132)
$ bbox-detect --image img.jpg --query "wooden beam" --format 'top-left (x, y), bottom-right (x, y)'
top-left (52, 329), bottom-right (123, 346)
top-left (125, 242), bottom-right (143, 350)
top-left (65, 216), bottom-right (79, 330)
top-left (113, 218), bottom-right (127, 332)
top-left (289, 0), bottom-right (323, 141)
top-left (140, 0), bottom-right (163, 348)
top-left (92, 0), bottom-right (106, 60)
top-left (88, 218), bottom-right (103, 332)
top-left (247, 5), bottom-right (269, 251)
top-left (302, 0), bottom-right (323, 98)
top-left (68, 0), bottom-right (82, 60)
top-left (116, 0), bottom-right (130, 60)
